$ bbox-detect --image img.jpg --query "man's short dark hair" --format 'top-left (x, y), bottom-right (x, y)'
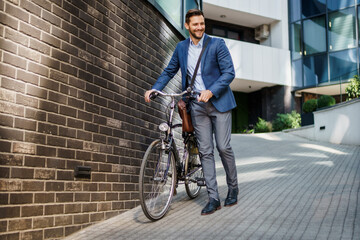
top-left (185, 9), bottom-right (204, 24)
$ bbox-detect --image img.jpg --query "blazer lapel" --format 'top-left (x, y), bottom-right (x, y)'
top-left (200, 34), bottom-right (211, 80)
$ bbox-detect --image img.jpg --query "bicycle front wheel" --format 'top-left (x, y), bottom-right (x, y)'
top-left (139, 139), bottom-right (176, 221)
top-left (185, 139), bottom-right (203, 199)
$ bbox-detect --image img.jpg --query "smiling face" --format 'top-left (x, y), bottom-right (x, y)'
top-left (185, 15), bottom-right (205, 42)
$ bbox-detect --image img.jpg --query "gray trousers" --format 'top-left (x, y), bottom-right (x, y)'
top-left (191, 101), bottom-right (238, 200)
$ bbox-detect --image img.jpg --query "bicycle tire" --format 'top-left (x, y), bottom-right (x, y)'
top-left (139, 139), bottom-right (176, 221)
top-left (185, 139), bottom-right (203, 199)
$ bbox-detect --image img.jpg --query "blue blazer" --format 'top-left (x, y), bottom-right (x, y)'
top-left (152, 34), bottom-right (237, 113)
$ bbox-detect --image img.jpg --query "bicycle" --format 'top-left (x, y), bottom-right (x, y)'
top-left (139, 90), bottom-right (204, 221)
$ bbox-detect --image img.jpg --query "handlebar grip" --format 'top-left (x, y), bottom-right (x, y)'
top-left (149, 92), bottom-right (158, 100)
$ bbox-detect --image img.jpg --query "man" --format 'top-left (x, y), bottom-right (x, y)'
top-left (144, 9), bottom-right (238, 215)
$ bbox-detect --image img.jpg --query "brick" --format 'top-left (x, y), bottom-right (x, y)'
top-left (44, 227), bottom-right (64, 239)
top-left (43, 9), bottom-right (61, 26)
top-left (28, 61), bottom-right (49, 76)
top-left (59, 126), bottom-right (76, 138)
top-left (82, 203), bottom-right (97, 212)
top-left (59, 105), bottom-right (77, 118)
top-left (73, 214), bottom-right (89, 224)
top-left (34, 193), bottom-right (54, 203)
top-left (0, 206), bottom-right (20, 219)
top-left (0, 193), bottom-right (8, 204)
top-left (21, 230), bottom-right (42, 240)
top-left (34, 169), bottom-right (55, 179)
top-left (0, 38), bottom-right (17, 54)
top-left (49, 69), bottom-right (68, 83)
top-left (14, 118), bottom-right (36, 131)
top-left (37, 145), bottom-right (56, 157)
top-left (38, 122), bottom-right (58, 135)
top-left (0, 62), bottom-right (16, 78)
top-left (0, 179), bottom-right (21, 191)
top-left (51, 48), bottom-right (70, 62)
top-left (16, 94), bottom-right (39, 108)
top-left (90, 212), bottom-right (104, 222)
top-left (18, 45), bottom-right (41, 62)
top-left (58, 148), bottom-right (75, 159)
top-left (56, 193), bottom-right (73, 203)
top-left (25, 132), bottom-right (46, 144)
top-left (17, 69), bottom-right (39, 84)
top-left (29, 38), bottom-right (51, 55)
top-left (65, 182), bottom-right (82, 191)
top-left (41, 55), bottom-right (60, 70)
top-left (0, 140), bottom-right (11, 152)
top-left (8, 218), bottom-right (32, 231)
top-left (67, 139), bottom-right (83, 149)
top-left (30, 15), bottom-right (50, 32)
top-left (57, 170), bottom-right (73, 180)
top-left (10, 193), bottom-right (33, 204)
top-left (3, 52), bottom-right (27, 69)
top-left (0, 221), bottom-right (7, 232)
top-left (44, 204), bottom-right (64, 215)
top-left (75, 193), bottom-right (90, 202)
top-left (22, 180), bottom-right (44, 191)
top-left (19, 21), bottom-right (41, 39)
top-left (45, 181), bottom-right (64, 191)
top-left (20, 0), bottom-right (41, 15)
top-left (33, 216), bottom-right (54, 228)
top-left (40, 77), bottom-right (60, 91)
top-left (10, 167), bottom-right (33, 179)
top-left (0, 12), bottom-right (18, 29)
top-left (65, 203), bottom-right (81, 214)
top-left (47, 135), bottom-right (66, 147)
top-left (55, 215), bottom-right (72, 226)
top-left (12, 142), bottom-right (35, 154)
top-left (1, 78), bottom-right (25, 93)
top-left (0, 127), bottom-right (23, 141)
top-left (21, 205), bottom-right (43, 217)
top-left (47, 158), bottom-right (66, 169)
top-left (83, 182), bottom-right (97, 191)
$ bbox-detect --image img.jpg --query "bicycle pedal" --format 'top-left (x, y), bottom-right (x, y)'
top-left (196, 177), bottom-right (206, 186)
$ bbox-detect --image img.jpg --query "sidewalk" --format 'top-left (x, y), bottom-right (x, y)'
top-left (65, 132), bottom-right (360, 240)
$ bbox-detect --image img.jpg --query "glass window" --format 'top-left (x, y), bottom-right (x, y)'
top-left (303, 53), bottom-right (328, 86)
top-left (329, 48), bottom-right (357, 81)
top-left (328, 0), bottom-right (355, 11)
top-left (292, 59), bottom-right (303, 87)
top-left (228, 31), bottom-right (239, 40)
top-left (155, 0), bottom-right (182, 27)
top-left (185, 0), bottom-right (198, 10)
top-left (290, 21), bottom-right (302, 60)
top-left (301, 0), bottom-right (326, 18)
top-left (328, 8), bottom-right (356, 51)
top-left (303, 15), bottom-right (326, 55)
top-left (289, 0), bottom-right (301, 22)
top-left (212, 27), bottom-right (226, 37)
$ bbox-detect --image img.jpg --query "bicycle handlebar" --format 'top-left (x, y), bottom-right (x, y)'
top-left (149, 90), bottom-right (192, 100)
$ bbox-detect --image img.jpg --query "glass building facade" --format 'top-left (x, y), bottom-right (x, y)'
top-left (289, 0), bottom-right (359, 89)
top-left (148, 0), bottom-right (201, 38)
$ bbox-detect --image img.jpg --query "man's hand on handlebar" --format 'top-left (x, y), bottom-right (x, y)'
top-left (144, 90), bottom-right (155, 103)
top-left (198, 90), bottom-right (213, 103)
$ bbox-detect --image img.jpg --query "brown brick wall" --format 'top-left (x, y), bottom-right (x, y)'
top-left (0, 0), bottom-right (182, 239)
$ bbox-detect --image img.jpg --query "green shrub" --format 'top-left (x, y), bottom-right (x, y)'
top-left (317, 95), bottom-right (335, 109)
top-left (345, 75), bottom-right (360, 100)
top-left (272, 111), bottom-right (301, 131)
top-left (254, 117), bottom-right (272, 133)
top-left (302, 99), bottom-right (317, 113)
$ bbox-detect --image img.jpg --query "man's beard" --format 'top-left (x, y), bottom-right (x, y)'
top-left (189, 30), bottom-right (204, 40)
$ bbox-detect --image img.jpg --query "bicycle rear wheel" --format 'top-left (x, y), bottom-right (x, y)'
top-left (139, 139), bottom-right (176, 221)
top-left (185, 139), bottom-right (203, 199)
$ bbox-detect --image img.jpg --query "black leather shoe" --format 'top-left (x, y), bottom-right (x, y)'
top-left (201, 198), bottom-right (221, 215)
top-left (224, 188), bottom-right (238, 207)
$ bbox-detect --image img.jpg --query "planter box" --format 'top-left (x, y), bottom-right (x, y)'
top-left (301, 112), bottom-right (314, 126)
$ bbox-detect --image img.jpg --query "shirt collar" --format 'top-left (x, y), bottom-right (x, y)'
top-left (190, 34), bottom-right (205, 47)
